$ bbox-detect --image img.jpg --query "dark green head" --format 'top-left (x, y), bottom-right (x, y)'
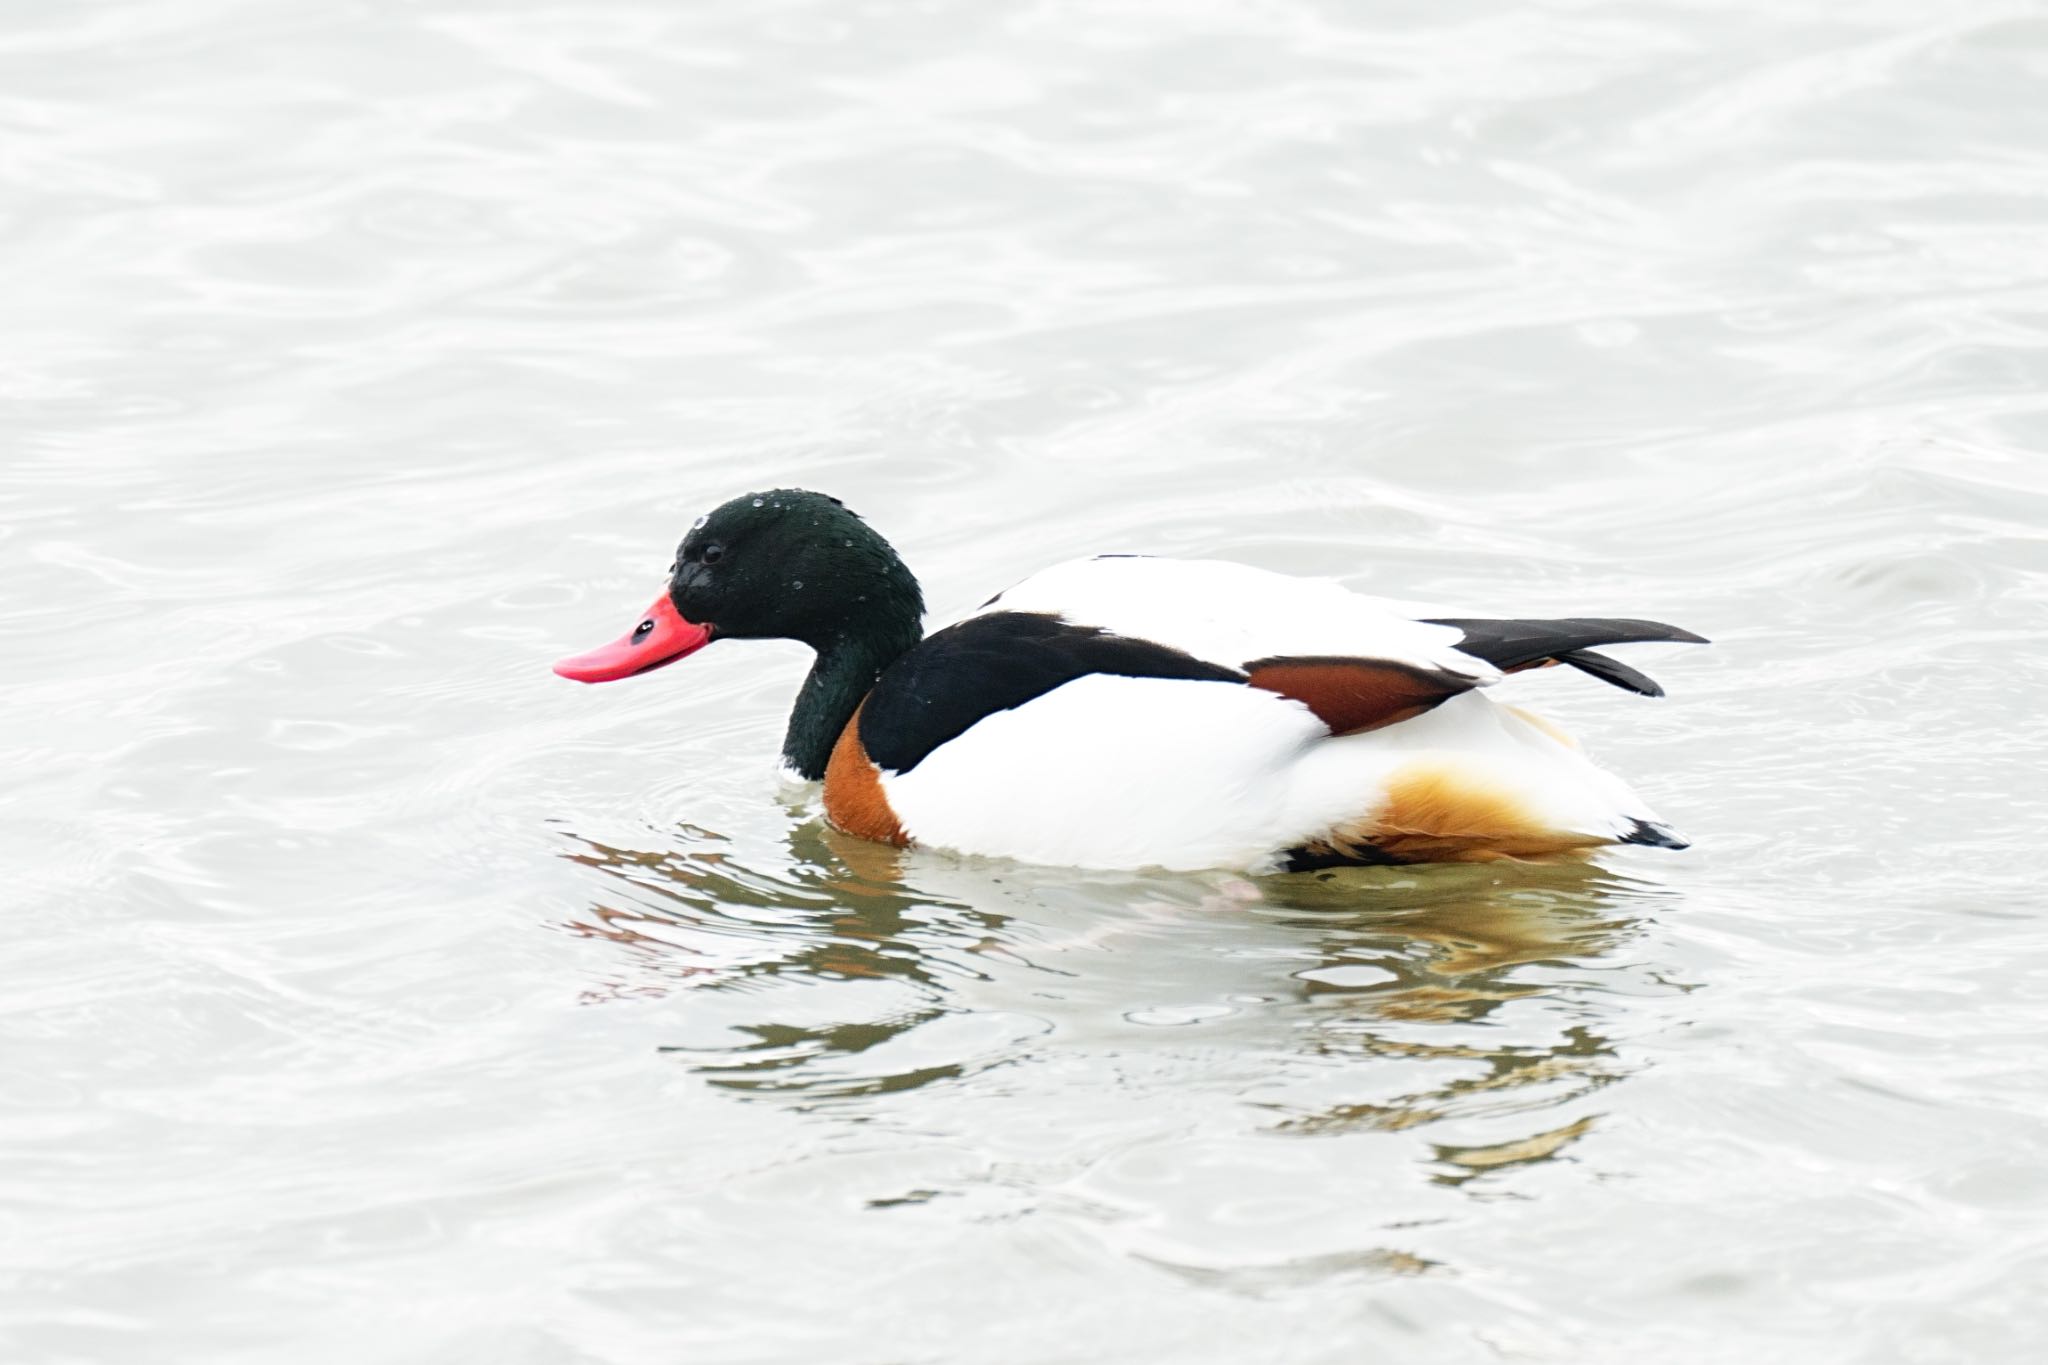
top-left (669, 489), bottom-right (923, 651)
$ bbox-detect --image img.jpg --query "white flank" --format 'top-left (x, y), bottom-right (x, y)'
top-left (879, 675), bottom-right (1331, 872)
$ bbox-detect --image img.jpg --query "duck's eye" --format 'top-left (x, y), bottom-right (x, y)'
top-left (701, 543), bottom-right (725, 565)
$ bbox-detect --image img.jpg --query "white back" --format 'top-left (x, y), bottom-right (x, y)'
top-left (973, 556), bottom-right (1495, 681)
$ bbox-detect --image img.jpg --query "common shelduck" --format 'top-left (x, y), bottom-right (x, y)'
top-left (555, 489), bottom-right (1706, 872)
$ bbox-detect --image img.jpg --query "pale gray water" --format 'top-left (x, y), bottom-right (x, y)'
top-left (4, 1), bottom-right (2048, 1361)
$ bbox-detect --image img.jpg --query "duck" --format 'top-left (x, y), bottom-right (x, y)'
top-left (554, 488), bottom-right (1706, 873)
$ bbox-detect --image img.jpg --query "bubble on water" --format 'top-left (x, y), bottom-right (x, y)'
top-left (791, 580), bottom-right (803, 590)
top-left (1296, 964), bottom-right (1399, 988)
top-left (1124, 1003), bottom-right (1235, 1027)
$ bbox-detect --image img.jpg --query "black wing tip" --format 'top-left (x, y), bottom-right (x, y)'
top-left (1425, 616), bottom-right (1710, 647)
top-left (1619, 819), bottom-right (1690, 851)
top-left (1556, 648), bottom-right (1665, 698)
top-left (1564, 618), bottom-right (1710, 646)
top-left (1588, 619), bottom-right (1710, 646)
top-left (1420, 616), bottom-right (1708, 697)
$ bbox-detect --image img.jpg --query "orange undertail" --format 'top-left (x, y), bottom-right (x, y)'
top-left (1302, 762), bottom-right (1605, 865)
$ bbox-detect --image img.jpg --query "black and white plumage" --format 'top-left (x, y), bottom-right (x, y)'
top-left (554, 491), bottom-right (1707, 873)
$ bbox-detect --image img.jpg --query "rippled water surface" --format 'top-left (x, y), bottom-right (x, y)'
top-left (6, 1), bottom-right (2048, 1360)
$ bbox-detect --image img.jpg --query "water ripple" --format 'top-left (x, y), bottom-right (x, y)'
top-left (5, 0), bottom-right (2048, 1360)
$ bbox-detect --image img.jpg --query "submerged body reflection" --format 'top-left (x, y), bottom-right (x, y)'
top-left (554, 818), bottom-right (1686, 1187)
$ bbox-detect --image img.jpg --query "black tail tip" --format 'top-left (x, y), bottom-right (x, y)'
top-left (1619, 819), bottom-right (1690, 851)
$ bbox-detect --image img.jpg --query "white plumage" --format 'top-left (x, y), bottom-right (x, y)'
top-left (882, 675), bottom-right (1330, 871)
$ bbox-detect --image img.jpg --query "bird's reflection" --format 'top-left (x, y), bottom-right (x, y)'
top-left (554, 820), bottom-right (978, 998)
top-left (1255, 861), bottom-right (1664, 1184)
top-left (552, 818), bottom-right (1685, 1185)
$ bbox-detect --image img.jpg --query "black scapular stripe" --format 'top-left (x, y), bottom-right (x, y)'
top-left (1425, 617), bottom-right (1707, 697)
top-left (858, 612), bottom-right (1244, 773)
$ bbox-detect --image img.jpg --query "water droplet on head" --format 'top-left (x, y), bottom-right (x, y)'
top-left (692, 515), bottom-right (707, 530)
top-left (751, 497), bottom-right (764, 508)
top-left (791, 580), bottom-right (803, 590)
